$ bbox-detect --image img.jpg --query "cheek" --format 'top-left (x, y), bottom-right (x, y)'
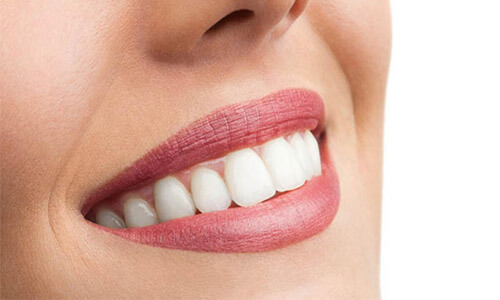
top-left (0, 2), bottom-right (128, 200)
top-left (0, 4), bottom-right (130, 156)
top-left (307, 0), bottom-right (392, 99)
top-left (308, 0), bottom-right (391, 141)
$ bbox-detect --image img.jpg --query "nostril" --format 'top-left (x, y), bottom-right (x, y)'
top-left (205, 9), bottom-right (254, 35)
top-left (288, 0), bottom-right (308, 19)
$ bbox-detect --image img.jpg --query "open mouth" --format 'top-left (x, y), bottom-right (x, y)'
top-left (83, 88), bottom-right (340, 252)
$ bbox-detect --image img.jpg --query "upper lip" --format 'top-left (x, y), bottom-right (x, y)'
top-left (82, 88), bottom-right (325, 215)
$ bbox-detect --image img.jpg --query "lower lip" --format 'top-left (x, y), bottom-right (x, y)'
top-left (88, 89), bottom-right (340, 252)
top-left (95, 143), bottom-right (339, 252)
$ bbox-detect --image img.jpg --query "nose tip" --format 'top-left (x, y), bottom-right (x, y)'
top-left (143, 0), bottom-right (309, 62)
top-left (249, 0), bottom-right (309, 38)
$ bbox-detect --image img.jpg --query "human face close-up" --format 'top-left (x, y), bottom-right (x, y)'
top-left (1, 1), bottom-right (391, 299)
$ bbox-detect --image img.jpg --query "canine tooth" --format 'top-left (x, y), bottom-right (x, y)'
top-left (96, 207), bottom-right (125, 229)
top-left (260, 137), bottom-right (306, 192)
top-left (289, 132), bottom-right (314, 180)
top-left (154, 176), bottom-right (196, 222)
top-left (123, 197), bottom-right (158, 228)
top-left (224, 148), bottom-right (275, 207)
top-left (303, 131), bottom-right (322, 176)
top-left (191, 167), bottom-right (231, 213)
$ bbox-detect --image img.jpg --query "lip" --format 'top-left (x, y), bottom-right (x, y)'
top-left (85, 88), bottom-right (340, 252)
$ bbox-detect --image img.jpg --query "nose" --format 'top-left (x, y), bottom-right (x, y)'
top-left (142, 0), bottom-right (309, 61)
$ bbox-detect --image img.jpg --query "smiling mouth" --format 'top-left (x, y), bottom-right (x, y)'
top-left (83, 88), bottom-right (340, 252)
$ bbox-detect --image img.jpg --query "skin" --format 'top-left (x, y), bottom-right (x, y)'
top-left (0, 0), bottom-right (391, 299)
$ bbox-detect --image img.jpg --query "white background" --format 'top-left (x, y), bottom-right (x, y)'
top-left (381, 1), bottom-right (500, 299)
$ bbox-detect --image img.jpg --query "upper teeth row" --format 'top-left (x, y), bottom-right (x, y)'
top-left (95, 130), bottom-right (322, 229)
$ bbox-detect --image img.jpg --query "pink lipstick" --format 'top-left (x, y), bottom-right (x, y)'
top-left (85, 88), bottom-right (340, 252)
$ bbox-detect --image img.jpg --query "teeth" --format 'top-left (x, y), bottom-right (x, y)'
top-left (123, 197), bottom-right (158, 228)
top-left (224, 148), bottom-right (276, 207)
top-left (260, 137), bottom-right (306, 192)
top-left (191, 167), bottom-right (231, 213)
top-left (96, 207), bottom-right (125, 229)
top-left (303, 131), bottom-right (322, 176)
top-left (289, 132), bottom-right (314, 180)
top-left (154, 176), bottom-right (196, 222)
top-left (93, 130), bottom-right (323, 228)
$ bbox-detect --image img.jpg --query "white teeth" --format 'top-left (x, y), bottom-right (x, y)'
top-left (95, 130), bottom-right (323, 228)
top-left (260, 137), bottom-right (306, 192)
top-left (191, 167), bottom-right (231, 213)
top-left (123, 197), bottom-right (158, 228)
top-left (96, 207), bottom-right (125, 229)
top-left (154, 176), bottom-right (196, 222)
top-left (303, 131), bottom-right (322, 176)
top-left (224, 148), bottom-right (276, 207)
top-left (289, 132), bottom-right (314, 180)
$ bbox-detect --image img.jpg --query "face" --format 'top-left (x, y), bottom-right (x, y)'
top-left (0, 0), bottom-right (391, 298)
